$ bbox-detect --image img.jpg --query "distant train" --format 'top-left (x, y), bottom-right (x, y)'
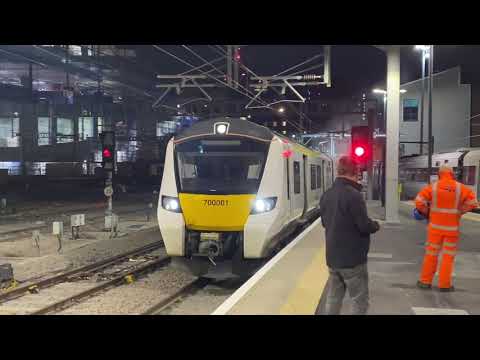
top-left (399, 148), bottom-right (480, 200)
top-left (157, 118), bottom-right (334, 277)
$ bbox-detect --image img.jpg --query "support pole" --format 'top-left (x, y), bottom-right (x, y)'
top-left (420, 51), bottom-right (426, 155)
top-left (385, 46), bottom-right (401, 223)
top-left (227, 46), bottom-right (233, 87)
top-left (233, 45), bottom-right (239, 89)
top-left (427, 45), bottom-right (434, 180)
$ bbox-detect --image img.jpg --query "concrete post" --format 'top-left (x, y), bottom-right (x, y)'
top-left (385, 46), bottom-right (400, 223)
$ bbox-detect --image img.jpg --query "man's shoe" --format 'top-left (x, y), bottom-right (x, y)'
top-left (438, 286), bottom-right (455, 293)
top-left (416, 281), bottom-right (432, 289)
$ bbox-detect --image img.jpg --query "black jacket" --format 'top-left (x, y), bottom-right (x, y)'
top-left (319, 177), bottom-right (380, 269)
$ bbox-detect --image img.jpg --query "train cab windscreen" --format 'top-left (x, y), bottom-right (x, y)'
top-left (175, 137), bottom-right (270, 194)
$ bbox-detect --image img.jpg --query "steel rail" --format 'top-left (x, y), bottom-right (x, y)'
top-left (31, 256), bottom-right (170, 315)
top-left (0, 241), bottom-right (163, 303)
top-left (142, 277), bottom-right (211, 315)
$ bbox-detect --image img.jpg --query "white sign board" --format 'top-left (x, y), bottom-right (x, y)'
top-left (71, 214), bottom-right (85, 227)
top-left (52, 221), bottom-right (64, 235)
top-left (104, 186), bottom-right (113, 197)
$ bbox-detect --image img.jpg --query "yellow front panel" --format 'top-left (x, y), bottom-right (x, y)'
top-left (179, 193), bottom-right (256, 231)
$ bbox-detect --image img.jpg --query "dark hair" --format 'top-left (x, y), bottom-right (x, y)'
top-left (337, 155), bottom-right (357, 177)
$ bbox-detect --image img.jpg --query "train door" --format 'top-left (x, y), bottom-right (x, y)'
top-left (321, 160), bottom-right (326, 193)
top-left (302, 155), bottom-right (308, 216)
top-left (285, 156), bottom-right (292, 218)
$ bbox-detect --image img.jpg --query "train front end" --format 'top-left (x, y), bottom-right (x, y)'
top-left (157, 119), bottom-right (276, 278)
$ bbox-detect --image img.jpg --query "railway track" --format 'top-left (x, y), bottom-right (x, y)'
top-left (31, 256), bottom-right (170, 315)
top-left (142, 277), bottom-right (212, 315)
top-left (0, 241), bottom-right (164, 305)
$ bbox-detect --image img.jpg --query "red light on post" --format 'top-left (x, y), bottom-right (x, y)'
top-left (354, 146), bottom-right (365, 157)
top-left (103, 149), bottom-right (112, 158)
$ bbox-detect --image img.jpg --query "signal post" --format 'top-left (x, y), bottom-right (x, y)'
top-left (99, 130), bottom-right (117, 235)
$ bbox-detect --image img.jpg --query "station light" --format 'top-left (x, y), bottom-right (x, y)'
top-left (278, 107), bottom-right (285, 113)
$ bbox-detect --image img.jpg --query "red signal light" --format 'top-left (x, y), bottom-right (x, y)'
top-left (103, 149), bottom-right (112, 158)
top-left (354, 146), bottom-right (365, 157)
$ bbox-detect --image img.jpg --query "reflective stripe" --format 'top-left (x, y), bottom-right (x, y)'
top-left (454, 182), bottom-right (461, 209)
top-left (430, 223), bottom-right (459, 231)
top-left (426, 242), bottom-right (441, 249)
top-left (443, 241), bottom-right (457, 248)
top-left (443, 249), bottom-right (457, 256)
top-left (431, 181), bottom-right (461, 216)
top-left (426, 250), bottom-right (439, 256)
top-left (430, 207), bottom-right (460, 214)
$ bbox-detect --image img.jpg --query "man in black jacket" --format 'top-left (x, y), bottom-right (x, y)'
top-left (318, 155), bottom-right (380, 315)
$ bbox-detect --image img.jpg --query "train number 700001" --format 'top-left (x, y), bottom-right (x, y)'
top-left (203, 199), bottom-right (229, 206)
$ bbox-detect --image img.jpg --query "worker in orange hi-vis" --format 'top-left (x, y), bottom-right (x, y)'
top-left (414, 165), bottom-right (479, 292)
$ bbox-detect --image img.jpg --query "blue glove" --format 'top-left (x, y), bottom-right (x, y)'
top-left (413, 208), bottom-right (426, 221)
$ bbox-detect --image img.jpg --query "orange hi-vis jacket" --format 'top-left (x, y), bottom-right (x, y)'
top-left (415, 170), bottom-right (479, 236)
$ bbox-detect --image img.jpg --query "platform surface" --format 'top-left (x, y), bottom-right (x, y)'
top-left (213, 201), bottom-right (480, 315)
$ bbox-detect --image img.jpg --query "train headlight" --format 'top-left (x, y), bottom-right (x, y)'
top-left (162, 196), bottom-right (182, 213)
top-left (251, 197), bottom-right (277, 214)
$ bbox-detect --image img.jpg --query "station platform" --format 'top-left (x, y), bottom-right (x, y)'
top-left (212, 201), bottom-right (480, 315)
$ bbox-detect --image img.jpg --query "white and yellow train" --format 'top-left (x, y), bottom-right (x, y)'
top-left (157, 118), bottom-right (334, 277)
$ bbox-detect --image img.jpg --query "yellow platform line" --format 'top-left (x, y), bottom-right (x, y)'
top-left (279, 245), bottom-right (329, 315)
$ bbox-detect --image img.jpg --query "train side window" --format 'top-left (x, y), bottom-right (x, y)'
top-left (463, 166), bottom-right (476, 185)
top-left (316, 165), bottom-right (322, 190)
top-left (311, 165), bottom-right (316, 190)
top-left (293, 161), bottom-right (301, 194)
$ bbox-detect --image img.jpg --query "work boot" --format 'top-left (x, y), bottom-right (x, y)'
top-left (416, 281), bottom-right (432, 290)
top-left (438, 286), bottom-right (455, 293)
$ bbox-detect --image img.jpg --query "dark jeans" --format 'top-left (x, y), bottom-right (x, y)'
top-left (321, 263), bottom-right (369, 315)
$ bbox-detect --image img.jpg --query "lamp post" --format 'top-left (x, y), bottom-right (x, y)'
top-left (415, 45), bottom-right (431, 155)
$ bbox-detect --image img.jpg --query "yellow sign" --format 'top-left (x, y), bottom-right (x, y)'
top-left (179, 193), bottom-right (256, 231)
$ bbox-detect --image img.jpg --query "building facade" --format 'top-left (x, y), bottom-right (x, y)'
top-left (399, 67), bottom-right (471, 156)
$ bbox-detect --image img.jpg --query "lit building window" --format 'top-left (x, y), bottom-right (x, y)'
top-left (273, 121), bottom-right (277, 127)
top-left (0, 117), bottom-right (20, 147)
top-left (38, 117), bottom-right (51, 146)
top-left (78, 117), bottom-right (94, 141)
top-left (97, 117), bottom-right (103, 134)
top-left (282, 121), bottom-right (287, 127)
top-left (56, 118), bottom-right (74, 143)
top-left (68, 45), bottom-right (82, 56)
top-left (282, 130), bottom-right (287, 135)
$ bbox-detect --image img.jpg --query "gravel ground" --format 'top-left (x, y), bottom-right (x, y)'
top-left (57, 265), bottom-right (196, 315)
top-left (161, 279), bottom-right (245, 315)
top-left (1, 225), bottom-right (161, 282)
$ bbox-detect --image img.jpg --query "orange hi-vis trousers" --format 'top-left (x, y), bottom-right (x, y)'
top-left (420, 231), bottom-right (458, 289)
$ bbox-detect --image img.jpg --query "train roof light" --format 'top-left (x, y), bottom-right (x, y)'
top-left (215, 123), bottom-right (228, 135)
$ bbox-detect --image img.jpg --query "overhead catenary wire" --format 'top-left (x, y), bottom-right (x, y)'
top-left (212, 45), bottom-right (314, 133)
top-left (181, 45), bottom-right (278, 112)
top-left (153, 45), bottom-right (305, 133)
top-left (210, 45), bottom-right (307, 132)
top-left (272, 53), bottom-right (324, 77)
